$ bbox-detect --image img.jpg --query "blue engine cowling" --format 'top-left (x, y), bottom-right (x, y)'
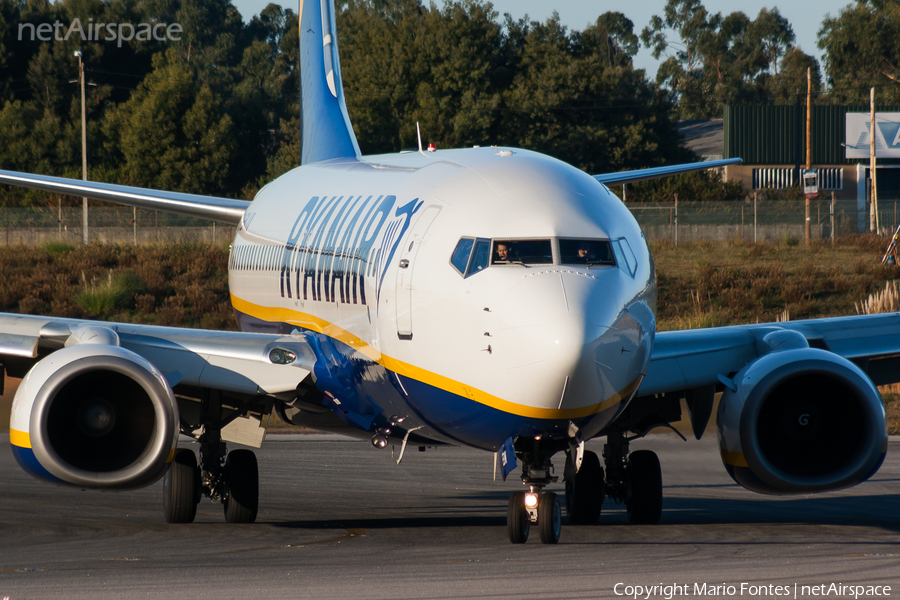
top-left (9, 344), bottom-right (179, 490)
top-left (717, 347), bottom-right (887, 494)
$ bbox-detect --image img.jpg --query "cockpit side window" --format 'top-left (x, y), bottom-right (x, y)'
top-left (466, 238), bottom-right (492, 277)
top-left (559, 239), bottom-right (616, 266)
top-left (450, 238), bottom-right (474, 275)
top-left (611, 238), bottom-right (637, 277)
top-left (492, 240), bottom-right (552, 265)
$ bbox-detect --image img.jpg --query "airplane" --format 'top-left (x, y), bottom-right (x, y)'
top-left (0, 0), bottom-right (895, 545)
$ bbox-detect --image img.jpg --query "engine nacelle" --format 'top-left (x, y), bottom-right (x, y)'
top-left (717, 347), bottom-right (887, 494)
top-left (9, 344), bottom-right (179, 490)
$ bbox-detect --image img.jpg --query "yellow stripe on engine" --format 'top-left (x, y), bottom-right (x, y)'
top-left (166, 448), bottom-right (176, 463)
top-left (720, 448), bottom-right (749, 468)
top-left (9, 428), bottom-right (31, 449)
top-left (231, 294), bottom-right (638, 420)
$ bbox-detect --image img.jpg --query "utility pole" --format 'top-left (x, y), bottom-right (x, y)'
top-left (805, 67), bottom-right (811, 245)
top-left (75, 50), bottom-right (88, 245)
top-left (870, 87), bottom-right (879, 234)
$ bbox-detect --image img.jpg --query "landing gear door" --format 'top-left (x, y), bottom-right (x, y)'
top-left (396, 205), bottom-right (441, 339)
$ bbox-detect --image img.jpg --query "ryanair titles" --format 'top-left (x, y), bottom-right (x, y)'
top-left (255, 194), bottom-right (422, 306)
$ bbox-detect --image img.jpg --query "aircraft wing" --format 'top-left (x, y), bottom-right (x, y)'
top-left (0, 170), bottom-right (249, 225)
top-left (636, 313), bottom-right (900, 438)
top-left (593, 158), bottom-right (742, 186)
top-left (0, 313), bottom-right (314, 397)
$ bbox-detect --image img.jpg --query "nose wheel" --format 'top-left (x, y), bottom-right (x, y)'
top-left (507, 489), bottom-right (561, 544)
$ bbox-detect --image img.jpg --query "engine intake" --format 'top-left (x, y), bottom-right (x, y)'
top-left (10, 344), bottom-right (179, 489)
top-left (717, 348), bottom-right (887, 494)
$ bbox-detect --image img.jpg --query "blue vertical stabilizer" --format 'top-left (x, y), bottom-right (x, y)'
top-left (299, 0), bottom-right (361, 164)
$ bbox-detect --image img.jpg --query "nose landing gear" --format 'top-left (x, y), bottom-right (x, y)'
top-left (506, 439), bottom-right (563, 544)
top-left (506, 430), bottom-right (663, 544)
top-left (507, 488), bottom-right (562, 544)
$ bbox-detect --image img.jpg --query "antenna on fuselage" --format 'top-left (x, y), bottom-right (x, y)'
top-left (416, 122), bottom-right (424, 153)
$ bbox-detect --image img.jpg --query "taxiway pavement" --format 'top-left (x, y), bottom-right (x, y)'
top-left (1, 433), bottom-right (899, 599)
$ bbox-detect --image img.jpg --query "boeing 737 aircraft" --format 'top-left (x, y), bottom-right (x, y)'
top-left (1, 0), bottom-right (896, 544)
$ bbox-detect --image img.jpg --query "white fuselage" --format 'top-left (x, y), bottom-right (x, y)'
top-left (228, 147), bottom-right (656, 449)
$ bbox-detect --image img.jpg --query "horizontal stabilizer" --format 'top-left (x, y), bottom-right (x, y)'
top-left (0, 170), bottom-right (249, 225)
top-left (594, 158), bottom-right (742, 187)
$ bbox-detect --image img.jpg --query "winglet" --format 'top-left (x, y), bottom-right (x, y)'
top-left (299, 0), bottom-right (361, 165)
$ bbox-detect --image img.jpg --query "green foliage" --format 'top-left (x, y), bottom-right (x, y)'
top-left (818, 1), bottom-right (900, 104)
top-left (41, 240), bottom-right (75, 255)
top-left (75, 271), bottom-right (143, 316)
top-left (641, 0), bottom-right (808, 118)
top-left (2, 0), bottom-right (835, 204)
top-left (614, 170), bottom-right (744, 202)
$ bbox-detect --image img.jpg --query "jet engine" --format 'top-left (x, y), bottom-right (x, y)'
top-left (716, 346), bottom-right (887, 494)
top-left (9, 344), bottom-right (179, 489)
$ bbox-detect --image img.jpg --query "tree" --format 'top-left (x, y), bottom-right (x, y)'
top-left (764, 47), bottom-right (822, 105)
top-left (818, 0), bottom-right (900, 103)
top-left (501, 13), bottom-right (689, 173)
top-left (101, 53), bottom-right (236, 196)
top-left (641, 0), bottom-right (803, 117)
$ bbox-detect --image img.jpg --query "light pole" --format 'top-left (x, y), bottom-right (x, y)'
top-left (75, 50), bottom-right (88, 245)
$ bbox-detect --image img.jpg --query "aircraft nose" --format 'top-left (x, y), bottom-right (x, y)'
top-left (492, 271), bottom-right (630, 411)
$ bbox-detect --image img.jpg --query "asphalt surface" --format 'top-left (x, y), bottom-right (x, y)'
top-left (1, 433), bottom-right (899, 599)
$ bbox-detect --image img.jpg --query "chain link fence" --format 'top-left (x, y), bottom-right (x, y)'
top-left (0, 206), bottom-right (232, 245)
top-left (0, 198), bottom-right (896, 246)
top-left (629, 197), bottom-right (883, 243)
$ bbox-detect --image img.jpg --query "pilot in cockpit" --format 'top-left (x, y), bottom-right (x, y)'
top-left (494, 242), bottom-right (513, 263)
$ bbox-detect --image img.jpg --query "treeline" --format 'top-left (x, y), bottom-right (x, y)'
top-left (0, 0), bottom-right (895, 206)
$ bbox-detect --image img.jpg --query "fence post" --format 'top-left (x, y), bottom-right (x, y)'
top-left (754, 193), bottom-right (758, 242)
top-left (831, 192), bottom-right (835, 243)
top-left (674, 193), bottom-right (678, 246)
top-left (133, 207), bottom-right (137, 245)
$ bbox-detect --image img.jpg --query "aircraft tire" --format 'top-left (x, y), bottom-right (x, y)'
top-left (223, 449), bottom-right (259, 524)
top-left (507, 492), bottom-right (530, 544)
top-left (565, 450), bottom-right (604, 524)
top-left (163, 449), bottom-right (199, 524)
top-left (626, 450), bottom-right (662, 524)
top-left (538, 492), bottom-right (561, 544)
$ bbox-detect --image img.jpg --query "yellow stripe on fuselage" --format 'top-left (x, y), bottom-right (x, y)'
top-left (10, 428), bottom-right (31, 449)
top-left (231, 294), bottom-right (638, 420)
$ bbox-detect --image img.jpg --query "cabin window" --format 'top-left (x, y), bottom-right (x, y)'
top-left (492, 240), bottom-right (552, 265)
top-left (559, 239), bottom-right (616, 266)
top-left (450, 238), bottom-right (474, 275)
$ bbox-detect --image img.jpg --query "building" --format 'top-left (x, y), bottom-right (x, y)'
top-left (721, 104), bottom-right (900, 204)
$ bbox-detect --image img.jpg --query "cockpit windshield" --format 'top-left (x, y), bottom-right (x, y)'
top-left (450, 237), bottom-right (619, 277)
top-left (559, 239), bottom-right (616, 266)
top-left (492, 240), bottom-right (552, 265)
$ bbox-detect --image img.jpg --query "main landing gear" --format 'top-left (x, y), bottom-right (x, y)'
top-left (506, 430), bottom-right (663, 544)
top-left (163, 391), bottom-right (262, 524)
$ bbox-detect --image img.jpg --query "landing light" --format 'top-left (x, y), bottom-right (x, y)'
top-left (524, 493), bottom-right (538, 508)
top-left (269, 348), bottom-right (296, 364)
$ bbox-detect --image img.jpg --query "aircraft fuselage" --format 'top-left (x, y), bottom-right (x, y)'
top-left (228, 147), bottom-right (657, 451)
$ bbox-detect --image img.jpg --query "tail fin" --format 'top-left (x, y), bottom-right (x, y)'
top-left (299, 0), bottom-right (361, 164)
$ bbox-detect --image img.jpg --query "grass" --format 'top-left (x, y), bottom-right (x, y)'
top-left (652, 235), bottom-right (891, 331)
